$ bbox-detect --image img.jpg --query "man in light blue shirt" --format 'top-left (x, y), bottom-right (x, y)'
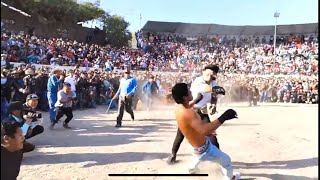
top-left (112, 69), bottom-right (137, 127)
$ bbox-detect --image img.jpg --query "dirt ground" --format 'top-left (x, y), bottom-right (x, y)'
top-left (18, 103), bottom-right (318, 180)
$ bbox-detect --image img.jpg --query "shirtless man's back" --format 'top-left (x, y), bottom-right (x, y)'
top-left (171, 83), bottom-right (240, 180)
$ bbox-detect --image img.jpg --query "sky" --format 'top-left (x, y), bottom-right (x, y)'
top-left (82, 0), bottom-right (318, 32)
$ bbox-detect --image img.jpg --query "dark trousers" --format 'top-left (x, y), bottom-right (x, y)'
top-left (77, 91), bottom-right (85, 110)
top-left (37, 91), bottom-right (48, 111)
top-left (171, 110), bottom-right (220, 155)
top-left (54, 107), bottom-right (73, 124)
top-left (116, 97), bottom-right (134, 125)
top-left (25, 125), bottom-right (44, 139)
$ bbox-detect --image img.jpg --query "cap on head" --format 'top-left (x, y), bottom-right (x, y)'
top-left (26, 94), bottom-right (39, 101)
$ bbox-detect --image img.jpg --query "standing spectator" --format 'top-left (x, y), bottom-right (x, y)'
top-left (64, 70), bottom-right (76, 94)
top-left (36, 69), bottom-right (49, 111)
top-left (142, 74), bottom-right (159, 110)
top-left (47, 68), bottom-right (64, 126)
top-left (1, 71), bottom-right (27, 120)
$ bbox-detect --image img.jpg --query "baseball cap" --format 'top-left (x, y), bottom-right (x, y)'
top-left (26, 94), bottom-right (39, 101)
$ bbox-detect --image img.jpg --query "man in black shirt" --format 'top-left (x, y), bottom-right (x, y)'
top-left (1, 121), bottom-right (24, 180)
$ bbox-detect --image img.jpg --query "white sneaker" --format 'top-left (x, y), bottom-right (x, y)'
top-left (233, 172), bottom-right (241, 180)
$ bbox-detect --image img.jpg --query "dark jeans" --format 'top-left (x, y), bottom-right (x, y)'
top-left (25, 125), bottom-right (44, 139)
top-left (37, 91), bottom-right (48, 111)
top-left (77, 91), bottom-right (85, 109)
top-left (54, 107), bottom-right (73, 124)
top-left (116, 97), bottom-right (134, 125)
top-left (171, 110), bottom-right (220, 155)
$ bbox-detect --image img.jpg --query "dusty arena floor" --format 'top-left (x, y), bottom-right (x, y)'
top-left (19, 103), bottom-right (318, 180)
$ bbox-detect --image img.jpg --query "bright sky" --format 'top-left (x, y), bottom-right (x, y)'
top-left (83, 0), bottom-right (318, 32)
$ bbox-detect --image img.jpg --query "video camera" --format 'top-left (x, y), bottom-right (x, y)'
top-left (23, 109), bottom-right (42, 121)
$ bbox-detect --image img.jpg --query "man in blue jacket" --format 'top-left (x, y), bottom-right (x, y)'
top-left (112, 69), bottom-right (137, 127)
top-left (47, 68), bottom-right (64, 126)
top-left (142, 74), bottom-right (159, 111)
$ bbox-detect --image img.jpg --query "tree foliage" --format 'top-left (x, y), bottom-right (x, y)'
top-left (2, 0), bottom-right (106, 23)
top-left (102, 15), bottom-right (132, 48)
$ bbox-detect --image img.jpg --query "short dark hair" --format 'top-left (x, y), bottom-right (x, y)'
top-left (171, 83), bottom-right (189, 104)
top-left (63, 82), bottom-right (71, 87)
top-left (204, 64), bottom-right (219, 74)
top-left (1, 121), bottom-right (21, 139)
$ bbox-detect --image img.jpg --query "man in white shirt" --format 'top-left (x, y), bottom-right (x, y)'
top-left (167, 65), bottom-right (226, 164)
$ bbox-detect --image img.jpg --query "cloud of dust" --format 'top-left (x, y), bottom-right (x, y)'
top-left (137, 94), bottom-right (175, 113)
top-left (197, 161), bottom-right (224, 178)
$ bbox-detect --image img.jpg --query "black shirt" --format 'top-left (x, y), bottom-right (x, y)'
top-left (1, 146), bottom-right (23, 180)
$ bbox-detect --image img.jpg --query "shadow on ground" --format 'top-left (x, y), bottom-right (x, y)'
top-left (235, 157), bottom-right (318, 180)
top-left (31, 120), bottom-right (176, 148)
top-left (233, 157), bottom-right (318, 170)
top-left (240, 173), bottom-right (317, 180)
top-left (22, 151), bottom-right (171, 167)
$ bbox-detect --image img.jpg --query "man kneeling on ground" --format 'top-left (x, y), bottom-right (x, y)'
top-left (171, 83), bottom-right (240, 179)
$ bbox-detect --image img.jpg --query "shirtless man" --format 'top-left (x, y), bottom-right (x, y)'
top-left (167, 64), bottom-right (225, 164)
top-left (171, 83), bottom-right (240, 179)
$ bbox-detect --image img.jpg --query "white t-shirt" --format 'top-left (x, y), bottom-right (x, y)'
top-left (64, 75), bottom-right (76, 92)
top-left (190, 76), bottom-right (219, 109)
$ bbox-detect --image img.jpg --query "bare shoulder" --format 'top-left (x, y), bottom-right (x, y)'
top-left (175, 106), bottom-right (194, 122)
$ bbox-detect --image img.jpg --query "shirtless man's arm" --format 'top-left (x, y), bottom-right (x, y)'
top-left (188, 109), bottom-right (237, 136)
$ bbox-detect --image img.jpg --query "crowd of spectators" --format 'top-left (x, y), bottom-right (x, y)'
top-left (1, 30), bottom-right (318, 75)
top-left (1, 29), bottom-right (318, 114)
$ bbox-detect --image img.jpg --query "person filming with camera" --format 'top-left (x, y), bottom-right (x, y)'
top-left (22, 94), bottom-right (45, 138)
top-left (3, 101), bottom-right (44, 153)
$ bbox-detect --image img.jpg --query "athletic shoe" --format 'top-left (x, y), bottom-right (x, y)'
top-left (115, 124), bottom-right (122, 128)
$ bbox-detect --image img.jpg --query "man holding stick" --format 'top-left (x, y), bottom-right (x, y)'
top-left (112, 69), bottom-right (137, 128)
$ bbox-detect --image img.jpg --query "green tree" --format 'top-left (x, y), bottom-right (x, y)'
top-left (102, 15), bottom-right (132, 48)
top-left (2, 0), bottom-right (106, 24)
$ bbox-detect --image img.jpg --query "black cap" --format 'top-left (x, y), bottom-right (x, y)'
top-left (204, 64), bottom-right (219, 74)
top-left (8, 101), bottom-right (24, 113)
top-left (26, 94), bottom-right (39, 101)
